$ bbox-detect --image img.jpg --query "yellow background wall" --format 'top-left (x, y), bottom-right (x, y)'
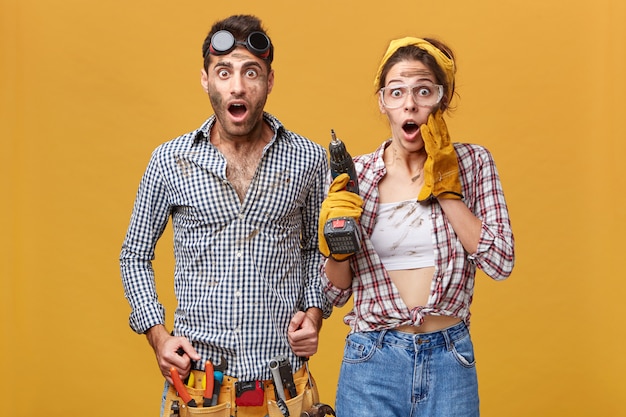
top-left (1, 0), bottom-right (625, 416)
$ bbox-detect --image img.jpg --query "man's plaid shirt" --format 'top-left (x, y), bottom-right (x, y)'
top-left (120, 113), bottom-right (331, 380)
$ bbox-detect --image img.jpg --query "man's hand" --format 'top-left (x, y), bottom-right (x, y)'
top-left (145, 325), bottom-right (201, 384)
top-left (287, 308), bottom-right (322, 357)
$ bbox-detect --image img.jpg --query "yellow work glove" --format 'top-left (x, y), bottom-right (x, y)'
top-left (418, 110), bottom-right (463, 201)
top-left (318, 173), bottom-right (363, 261)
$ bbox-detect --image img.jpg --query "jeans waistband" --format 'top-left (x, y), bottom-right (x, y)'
top-left (375, 321), bottom-right (469, 352)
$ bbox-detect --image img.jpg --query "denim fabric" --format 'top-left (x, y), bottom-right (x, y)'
top-left (335, 322), bottom-right (479, 417)
top-left (161, 381), bottom-right (168, 416)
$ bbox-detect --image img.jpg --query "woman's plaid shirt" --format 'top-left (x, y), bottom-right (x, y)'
top-left (322, 140), bottom-right (515, 333)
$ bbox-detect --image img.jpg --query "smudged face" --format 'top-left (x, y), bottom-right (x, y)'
top-left (201, 47), bottom-right (274, 140)
top-left (379, 59), bottom-right (438, 153)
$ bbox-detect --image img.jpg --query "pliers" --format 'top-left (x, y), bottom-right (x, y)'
top-left (170, 367), bottom-right (197, 408)
top-left (171, 347), bottom-right (198, 408)
top-left (170, 354), bottom-right (228, 408)
top-left (205, 356), bottom-right (227, 407)
top-left (203, 360), bottom-right (214, 407)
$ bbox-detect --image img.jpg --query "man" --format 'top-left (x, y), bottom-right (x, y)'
top-left (120, 14), bottom-right (331, 416)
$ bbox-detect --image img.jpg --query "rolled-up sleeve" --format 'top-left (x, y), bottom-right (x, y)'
top-left (120, 148), bottom-right (171, 334)
top-left (462, 144), bottom-right (515, 280)
top-left (301, 155), bottom-right (333, 318)
top-left (320, 263), bottom-right (353, 308)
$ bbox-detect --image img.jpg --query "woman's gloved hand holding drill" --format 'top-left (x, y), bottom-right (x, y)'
top-left (318, 173), bottom-right (363, 261)
top-left (418, 110), bottom-right (463, 202)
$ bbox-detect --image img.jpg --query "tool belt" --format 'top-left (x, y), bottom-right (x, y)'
top-left (163, 365), bottom-right (319, 417)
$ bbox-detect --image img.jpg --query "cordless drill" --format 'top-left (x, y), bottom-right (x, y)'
top-left (323, 129), bottom-right (361, 255)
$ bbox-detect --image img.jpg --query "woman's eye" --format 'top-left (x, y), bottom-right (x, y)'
top-left (417, 87), bottom-right (432, 97)
top-left (390, 89), bottom-right (403, 98)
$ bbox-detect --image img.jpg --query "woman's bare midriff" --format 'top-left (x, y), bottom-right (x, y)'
top-left (389, 267), bottom-right (461, 334)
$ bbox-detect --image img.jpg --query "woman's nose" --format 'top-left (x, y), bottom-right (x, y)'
top-left (404, 94), bottom-right (417, 111)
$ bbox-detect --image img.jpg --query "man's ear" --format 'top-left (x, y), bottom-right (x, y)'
top-left (200, 69), bottom-right (209, 93)
top-left (266, 69), bottom-right (275, 94)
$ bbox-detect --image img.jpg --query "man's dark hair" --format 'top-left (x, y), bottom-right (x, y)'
top-left (202, 14), bottom-right (274, 71)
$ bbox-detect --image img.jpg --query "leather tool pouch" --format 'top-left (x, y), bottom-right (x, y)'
top-left (162, 367), bottom-right (318, 417)
top-left (162, 370), bottom-right (231, 417)
top-left (266, 370), bottom-right (318, 417)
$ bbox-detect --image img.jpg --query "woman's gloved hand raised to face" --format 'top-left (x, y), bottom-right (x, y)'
top-left (418, 110), bottom-right (463, 202)
top-left (318, 173), bottom-right (363, 261)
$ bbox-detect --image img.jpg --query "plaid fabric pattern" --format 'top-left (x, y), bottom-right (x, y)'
top-left (322, 140), bottom-right (514, 333)
top-left (120, 113), bottom-right (331, 380)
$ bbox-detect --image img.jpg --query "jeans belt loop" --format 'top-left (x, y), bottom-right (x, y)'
top-left (442, 326), bottom-right (453, 351)
top-left (376, 329), bottom-right (387, 349)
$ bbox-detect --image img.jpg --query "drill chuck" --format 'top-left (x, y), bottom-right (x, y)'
top-left (329, 129), bottom-right (359, 194)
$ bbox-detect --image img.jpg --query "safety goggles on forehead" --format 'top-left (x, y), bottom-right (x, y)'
top-left (208, 30), bottom-right (271, 59)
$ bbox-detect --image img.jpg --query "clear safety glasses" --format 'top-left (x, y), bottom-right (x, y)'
top-left (379, 81), bottom-right (444, 109)
top-left (208, 30), bottom-right (271, 59)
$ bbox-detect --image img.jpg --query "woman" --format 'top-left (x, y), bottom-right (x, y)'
top-left (319, 37), bottom-right (515, 416)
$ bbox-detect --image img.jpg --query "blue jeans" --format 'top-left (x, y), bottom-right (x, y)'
top-left (161, 381), bottom-right (168, 416)
top-left (335, 321), bottom-right (479, 417)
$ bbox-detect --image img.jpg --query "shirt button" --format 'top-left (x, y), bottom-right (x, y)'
top-left (235, 290), bottom-right (242, 297)
top-left (236, 251), bottom-right (242, 258)
top-left (238, 213), bottom-right (244, 219)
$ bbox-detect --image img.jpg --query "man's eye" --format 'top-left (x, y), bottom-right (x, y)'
top-left (218, 69), bottom-right (230, 78)
top-left (245, 69), bottom-right (258, 78)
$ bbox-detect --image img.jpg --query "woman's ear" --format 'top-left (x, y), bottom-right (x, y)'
top-left (378, 93), bottom-right (386, 114)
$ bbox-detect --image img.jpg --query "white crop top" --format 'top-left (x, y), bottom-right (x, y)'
top-left (370, 199), bottom-right (435, 270)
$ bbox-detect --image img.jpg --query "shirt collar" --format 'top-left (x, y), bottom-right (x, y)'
top-left (372, 139), bottom-right (392, 173)
top-left (193, 112), bottom-right (285, 144)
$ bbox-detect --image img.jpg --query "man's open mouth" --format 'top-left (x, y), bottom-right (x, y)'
top-left (229, 103), bottom-right (247, 117)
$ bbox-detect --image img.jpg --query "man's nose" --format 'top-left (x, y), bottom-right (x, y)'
top-left (230, 75), bottom-right (245, 94)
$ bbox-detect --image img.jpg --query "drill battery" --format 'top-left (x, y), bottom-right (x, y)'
top-left (323, 217), bottom-right (361, 254)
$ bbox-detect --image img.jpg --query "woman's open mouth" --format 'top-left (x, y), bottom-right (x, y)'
top-left (403, 121), bottom-right (419, 135)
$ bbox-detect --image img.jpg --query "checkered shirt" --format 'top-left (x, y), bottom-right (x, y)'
top-left (120, 113), bottom-right (331, 380)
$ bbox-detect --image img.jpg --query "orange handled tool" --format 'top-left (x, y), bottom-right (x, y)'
top-left (170, 367), bottom-right (197, 408)
top-left (203, 361), bottom-right (214, 407)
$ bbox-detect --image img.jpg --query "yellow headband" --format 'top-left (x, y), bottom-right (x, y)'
top-left (374, 37), bottom-right (456, 102)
